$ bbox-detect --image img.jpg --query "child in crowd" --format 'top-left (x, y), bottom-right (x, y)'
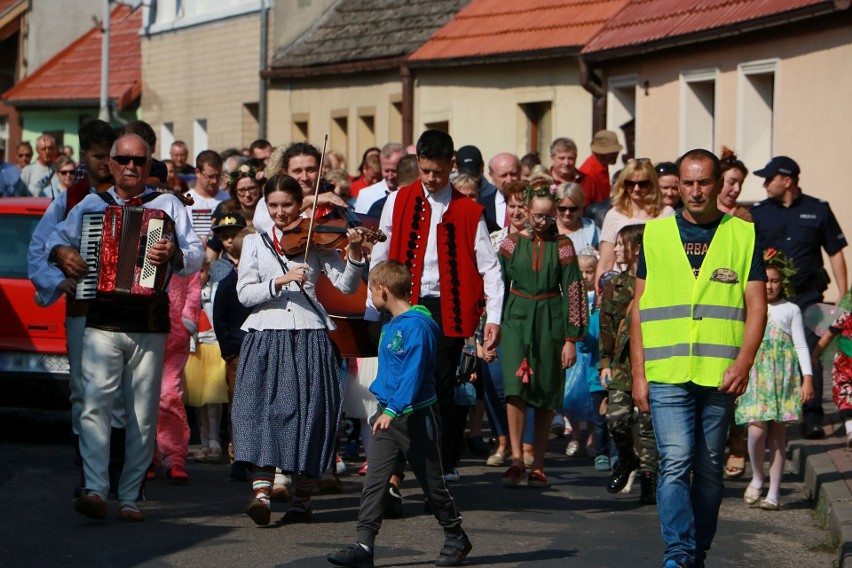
top-left (600, 224), bottom-right (659, 504)
top-left (212, 226), bottom-right (254, 481)
top-left (814, 287), bottom-right (852, 446)
top-left (184, 259), bottom-right (228, 462)
top-left (327, 260), bottom-right (472, 568)
top-left (738, 249), bottom-right (813, 510)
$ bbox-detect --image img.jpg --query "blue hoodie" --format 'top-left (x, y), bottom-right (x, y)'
top-left (370, 305), bottom-right (440, 418)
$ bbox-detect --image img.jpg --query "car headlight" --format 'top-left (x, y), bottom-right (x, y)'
top-left (0, 352), bottom-right (70, 375)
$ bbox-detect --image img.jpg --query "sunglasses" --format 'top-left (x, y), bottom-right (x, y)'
top-left (17, 153), bottom-right (32, 158)
top-left (111, 155), bottom-right (147, 166)
top-left (59, 169), bottom-right (75, 175)
top-left (624, 179), bottom-right (651, 190)
top-left (557, 205), bottom-right (579, 214)
top-left (531, 213), bottom-right (556, 224)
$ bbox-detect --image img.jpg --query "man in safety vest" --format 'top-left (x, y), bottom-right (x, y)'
top-left (630, 149), bottom-right (767, 568)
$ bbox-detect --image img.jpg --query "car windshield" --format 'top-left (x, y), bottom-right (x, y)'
top-left (0, 214), bottom-right (41, 279)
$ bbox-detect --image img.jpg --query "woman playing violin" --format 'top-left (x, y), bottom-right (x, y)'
top-left (232, 174), bottom-right (366, 527)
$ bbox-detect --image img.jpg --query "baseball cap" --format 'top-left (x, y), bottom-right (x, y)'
top-left (211, 212), bottom-right (247, 232)
top-left (456, 145), bottom-right (483, 176)
top-left (753, 156), bottom-right (800, 179)
top-left (590, 130), bottom-right (623, 154)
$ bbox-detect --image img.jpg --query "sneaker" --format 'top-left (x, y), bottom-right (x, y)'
top-left (662, 555), bottom-right (694, 568)
top-left (486, 450), bottom-right (506, 467)
top-left (594, 455), bottom-right (611, 471)
top-left (118, 502), bottom-right (145, 522)
top-left (502, 464), bottom-right (525, 488)
top-left (327, 543), bottom-right (375, 568)
top-left (358, 461), bottom-right (368, 476)
top-left (435, 532), bottom-right (472, 566)
top-left (245, 497), bottom-right (271, 526)
top-left (443, 468), bottom-right (461, 483)
top-left (335, 454), bottom-right (347, 475)
top-left (565, 440), bottom-right (581, 457)
top-left (383, 483), bottom-right (403, 518)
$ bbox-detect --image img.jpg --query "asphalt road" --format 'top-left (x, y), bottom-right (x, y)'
top-left (0, 418), bottom-right (835, 568)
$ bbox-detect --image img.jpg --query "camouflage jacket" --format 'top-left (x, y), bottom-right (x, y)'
top-left (598, 272), bottom-right (636, 391)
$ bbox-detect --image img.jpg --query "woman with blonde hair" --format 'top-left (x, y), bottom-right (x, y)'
top-left (555, 182), bottom-right (600, 251)
top-left (596, 159), bottom-right (675, 281)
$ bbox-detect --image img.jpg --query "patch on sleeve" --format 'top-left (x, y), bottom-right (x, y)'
top-left (387, 330), bottom-right (405, 355)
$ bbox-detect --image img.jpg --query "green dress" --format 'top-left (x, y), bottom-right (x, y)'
top-left (498, 232), bottom-right (588, 410)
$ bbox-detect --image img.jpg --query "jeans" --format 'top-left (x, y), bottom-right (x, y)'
top-left (481, 355), bottom-right (509, 439)
top-left (649, 381), bottom-right (735, 564)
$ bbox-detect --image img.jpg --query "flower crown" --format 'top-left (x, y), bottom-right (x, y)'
top-left (228, 163), bottom-right (260, 187)
top-left (523, 182), bottom-right (559, 205)
top-left (763, 248), bottom-right (797, 298)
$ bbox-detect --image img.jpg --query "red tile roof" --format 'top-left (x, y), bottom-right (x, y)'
top-left (583, 0), bottom-right (841, 55)
top-left (409, 0), bottom-right (629, 63)
top-left (4, 5), bottom-right (140, 109)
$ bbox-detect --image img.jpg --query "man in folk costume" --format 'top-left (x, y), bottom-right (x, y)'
top-left (367, 130), bottom-right (504, 483)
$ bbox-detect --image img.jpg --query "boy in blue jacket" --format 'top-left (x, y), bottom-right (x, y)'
top-left (328, 260), bottom-right (471, 568)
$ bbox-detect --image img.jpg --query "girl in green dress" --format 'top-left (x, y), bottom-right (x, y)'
top-left (498, 180), bottom-right (588, 488)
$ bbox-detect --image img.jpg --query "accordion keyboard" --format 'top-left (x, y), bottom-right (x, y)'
top-left (76, 212), bottom-right (104, 301)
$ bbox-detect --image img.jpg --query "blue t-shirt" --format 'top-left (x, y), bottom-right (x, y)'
top-left (637, 212), bottom-right (766, 281)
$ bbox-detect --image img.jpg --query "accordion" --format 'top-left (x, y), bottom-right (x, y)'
top-left (76, 205), bottom-right (175, 301)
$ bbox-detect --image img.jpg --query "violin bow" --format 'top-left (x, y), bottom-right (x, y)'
top-left (303, 134), bottom-right (328, 263)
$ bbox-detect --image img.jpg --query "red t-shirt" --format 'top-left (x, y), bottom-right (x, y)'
top-left (578, 154), bottom-right (611, 205)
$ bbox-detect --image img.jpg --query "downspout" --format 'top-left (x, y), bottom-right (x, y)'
top-left (579, 56), bottom-right (605, 134)
top-left (258, 0), bottom-right (269, 139)
top-left (98, 0), bottom-right (111, 122)
top-left (400, 63), bottom-right (413, 146)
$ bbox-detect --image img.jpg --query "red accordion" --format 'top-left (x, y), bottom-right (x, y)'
top-left (76, 205), bottom-right (175, 300)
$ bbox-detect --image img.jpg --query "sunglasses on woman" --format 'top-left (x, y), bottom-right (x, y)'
top-left (557, 205), bottom-right (579, 214)
top-left (624, 179), bottom-right (651, 190)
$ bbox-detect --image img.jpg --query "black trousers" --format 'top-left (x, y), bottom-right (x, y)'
top-left (420, 297), bottom-right (467, 472)
top-left (356, 406), bottom-right (462, 547)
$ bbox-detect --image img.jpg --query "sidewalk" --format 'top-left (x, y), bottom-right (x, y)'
top-left (791, 397), bottom-right (852, 567)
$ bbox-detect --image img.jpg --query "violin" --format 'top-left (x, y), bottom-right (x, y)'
top-left (276, 182), bottom-right (386, 257)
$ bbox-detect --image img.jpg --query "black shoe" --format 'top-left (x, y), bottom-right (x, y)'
top-left (327, 543), bottom-right (375, 568)
top-left (467, 436), bottom-right (490, 456)
top-left (802, 421), bottom-right (825, 439)
top-left (435, 533), bottom-right (472, 566)
top-left (607, 453), bottom-right (639, 494)
top-left (639, 471), bottom-right (657, 505)
top-left (282, 506), bottom-right (313, 524)
top-left (383, 483), bottom-right (404, 518)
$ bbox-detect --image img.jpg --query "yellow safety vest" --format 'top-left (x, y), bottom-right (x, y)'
top-left (639, 214), bottom-right (755, 386)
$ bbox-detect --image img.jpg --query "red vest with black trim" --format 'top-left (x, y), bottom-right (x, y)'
top-left (389, 181), bottom-right (485, 337)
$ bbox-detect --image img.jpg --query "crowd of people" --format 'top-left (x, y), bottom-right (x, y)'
top-left (21, 117), bottom-right (852, 568)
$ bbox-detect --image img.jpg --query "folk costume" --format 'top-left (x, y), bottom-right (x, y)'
top-left (498, 232), bottom-right (588, 410)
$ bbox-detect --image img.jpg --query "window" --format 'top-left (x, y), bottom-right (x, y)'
top-left (607, 75), bottom-right (637, 160)
top-left (680, 69), bottom-right (717, 153)
top-left (357, 111), bottom-right (375, 161)
top-left (737, 60), bottom-right (777, 202)
top-left (331, 111), bottom-right (348, 159)
top-left (243, 103), bottom-right (259, 148)
top-left (0, 215), bottom-right (40, 278)
top-left (160, 122), bottom-right (174, 160)
top-left (519, 102), bottom-right (552, 155)
top-left (193, 119), bottom-right (208, 155)
top-left (292, 114), bottom-right (309, 142)
top-left (390, 100), bottom-right (403, 143)
top-left (424, 120), bottom-right (449, 133)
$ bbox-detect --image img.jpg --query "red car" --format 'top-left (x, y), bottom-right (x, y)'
top-left (0, 197), bottom-right (69, 417)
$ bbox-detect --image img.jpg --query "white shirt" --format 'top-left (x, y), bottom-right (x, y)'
top-left (237, 229), bottom-right (365, 331)
top-left (187, 188), bottom-right (230, 241)
top-left (366, 182), bottom-right (504, 325)
top-left (46, 187), bottom-right (205, 296)
top-left (354, 179), bottom-right (389, 214)
top-left (768, 299), bottom-right (813, 376)
top-left (494, 190), bottom-right (506, 229)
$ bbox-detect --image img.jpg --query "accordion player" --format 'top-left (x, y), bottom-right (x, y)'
top-left (76, 204), bottom-right (176, 301)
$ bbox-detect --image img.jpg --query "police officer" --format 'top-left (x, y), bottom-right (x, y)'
top-left (751, 156), bottom-right (848, 439)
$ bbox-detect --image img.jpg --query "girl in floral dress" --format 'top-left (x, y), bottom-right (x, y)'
top-left (737, 249), bottom-right (814, 510)
top-left (498, 180), bottom-right (588, 488)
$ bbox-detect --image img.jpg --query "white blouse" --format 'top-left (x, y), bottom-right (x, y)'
top-left (767, 299), bottom-right (813, 376)
top-left (237, 229), bottom-right (365, 332)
